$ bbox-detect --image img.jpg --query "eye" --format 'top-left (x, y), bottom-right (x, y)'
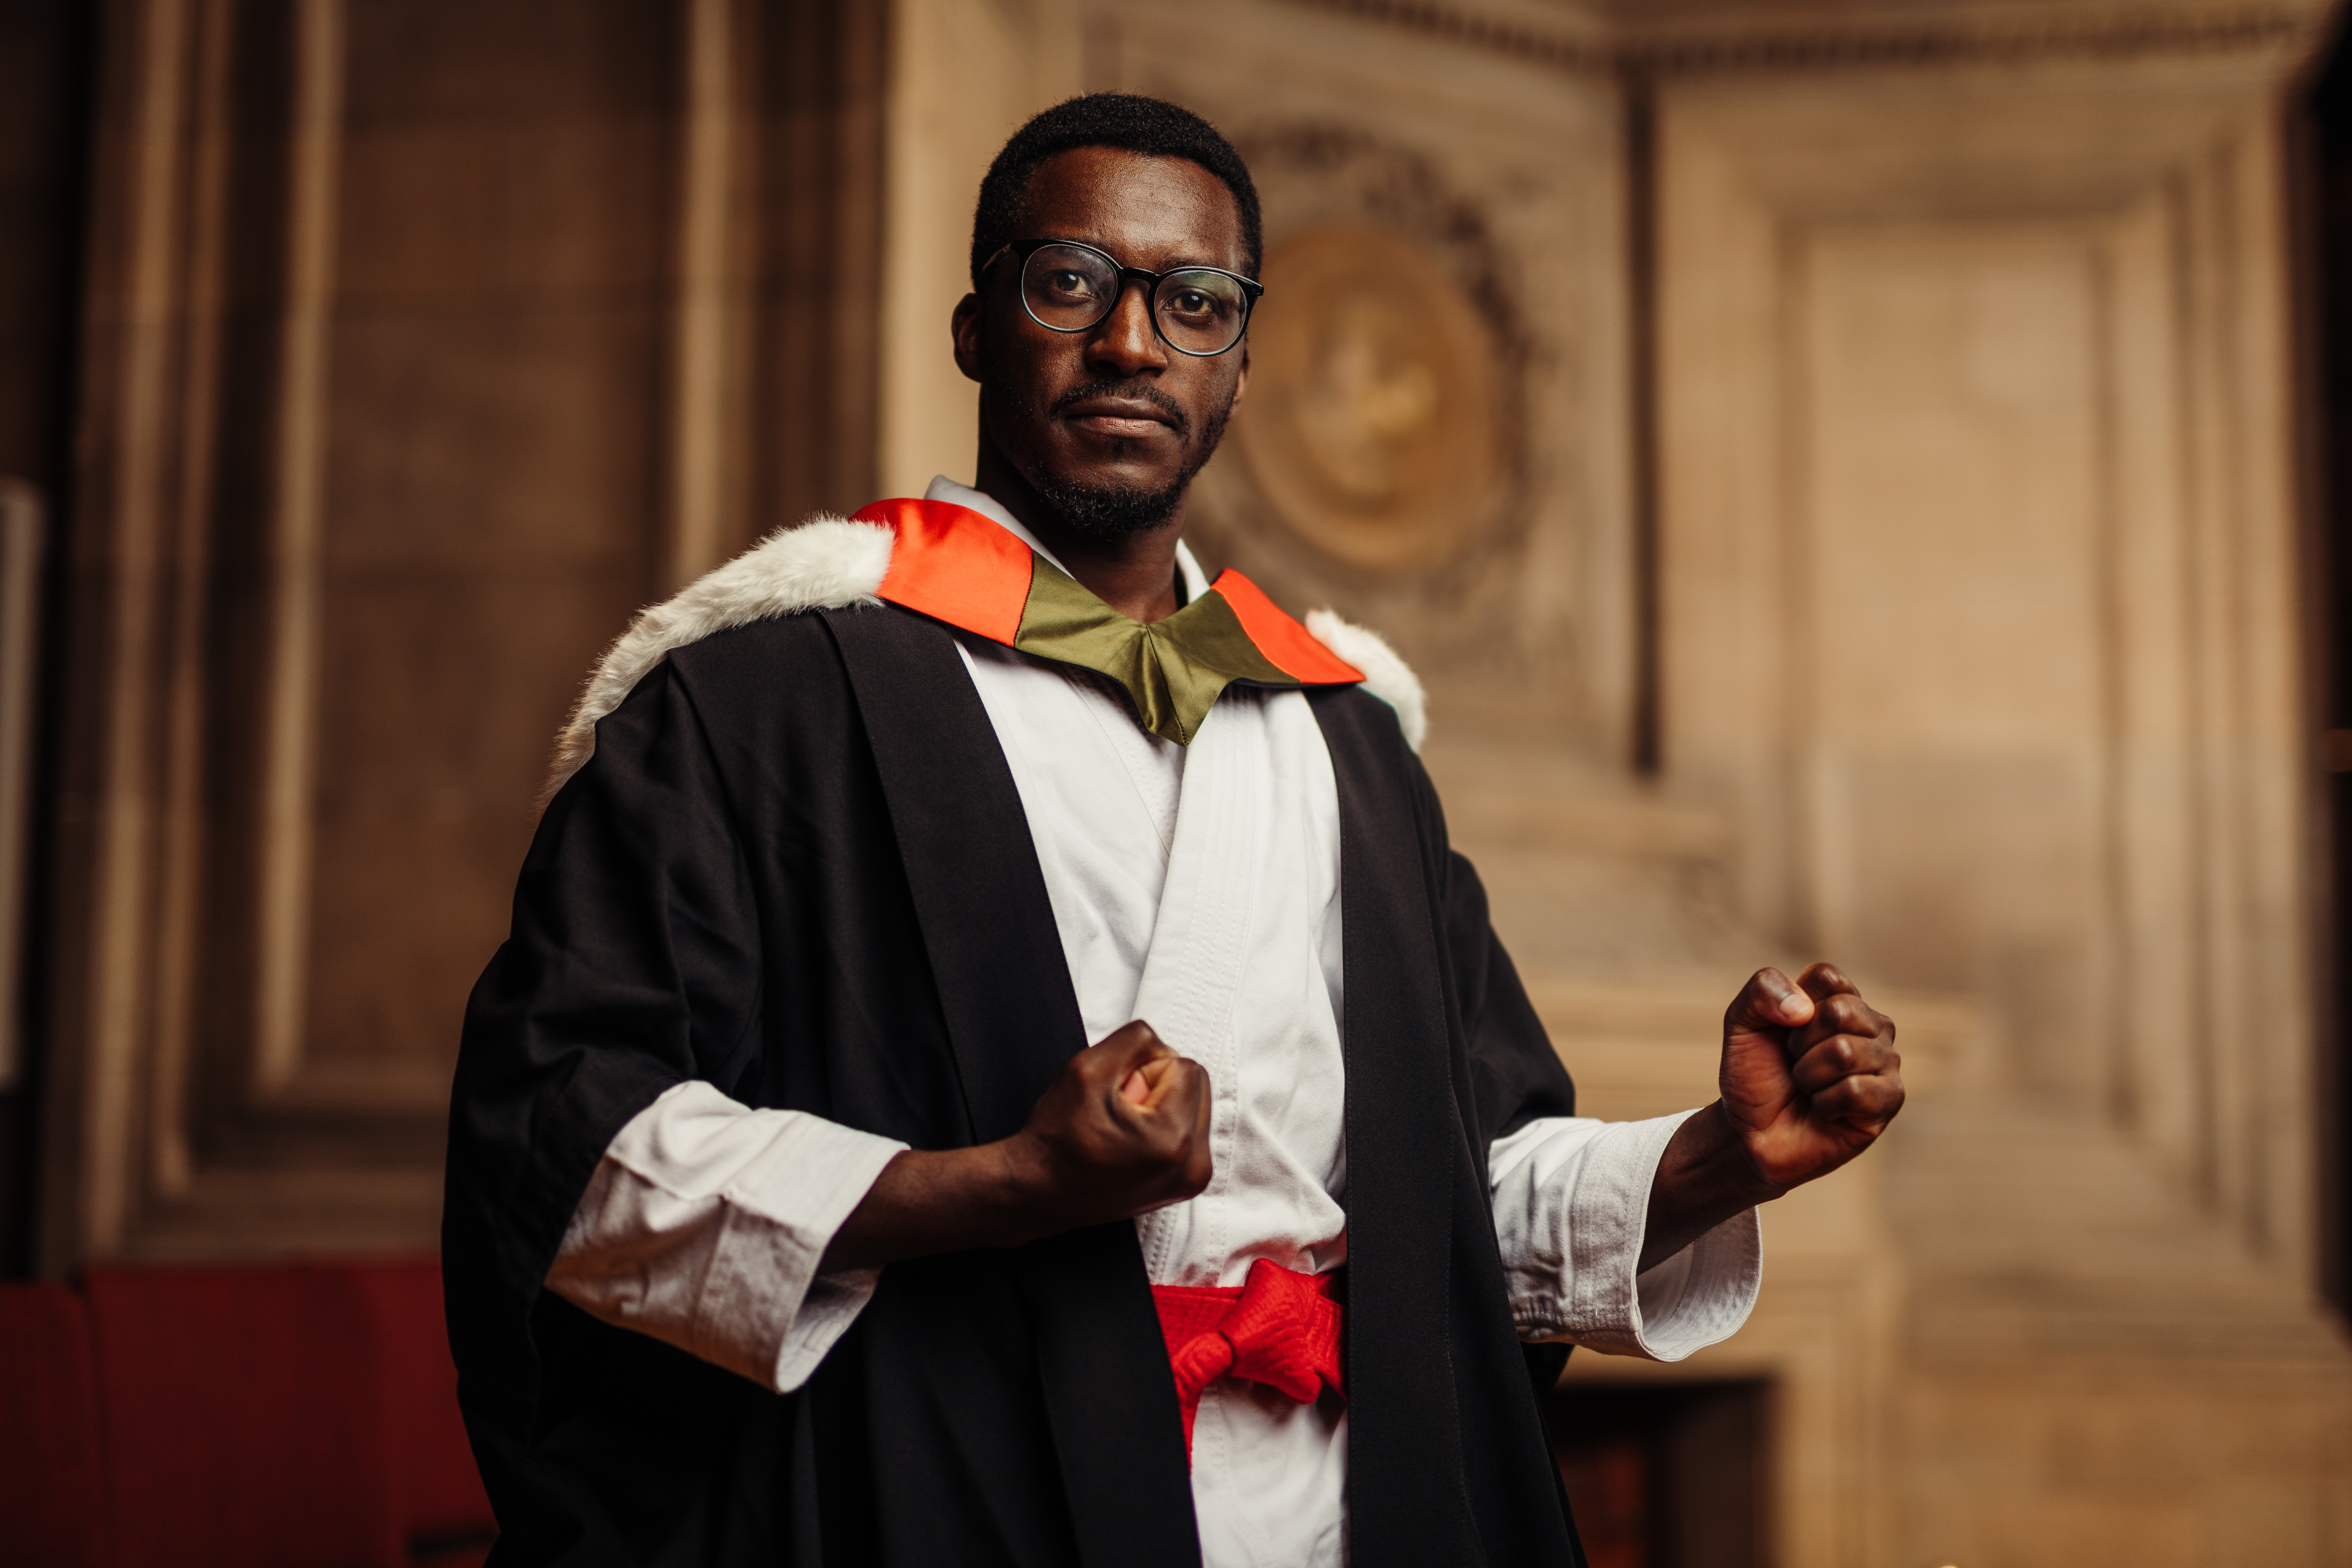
top-left (1166, 287), bottom-right (1231, 320)
top-left (1043, 269), bottom-right (1098, 299)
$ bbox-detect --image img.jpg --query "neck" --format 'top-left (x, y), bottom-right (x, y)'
top-left (973, 440), bottom-right (1185, 625)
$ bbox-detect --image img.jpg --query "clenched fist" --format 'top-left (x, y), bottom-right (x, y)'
top-left (1639, 962), bottom-right (1904, 1272)
top-left (1720, 962), bottom-right (1904, 1189)
top-left (820, 1020), bottom-right (1210, 1272)
top-left (1007, 1021), bottom-right (1214, 1230)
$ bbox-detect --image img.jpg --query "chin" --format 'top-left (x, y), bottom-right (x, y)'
top-left (1025, 456), bottom-right (1194, 539)
top-left (1054, 432), bottom-right (1183, 479)
top-left (1058, 458), bottom-right (1185, 493)
top-left (1044, 449), bottom-right (1189, 497)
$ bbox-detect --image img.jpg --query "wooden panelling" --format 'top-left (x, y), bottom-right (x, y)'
top-left (39, 0), bottom-right (882, 1265)
top-left (0, 2), bottom-right (89, 1278)
top-left (751, 0), bottom-right (889, 548)
top-left (302, 0), bottom-right (677, 1108)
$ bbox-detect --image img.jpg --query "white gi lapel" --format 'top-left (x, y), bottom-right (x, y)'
top-left (1129, 695), bottom-right (1266, 1283)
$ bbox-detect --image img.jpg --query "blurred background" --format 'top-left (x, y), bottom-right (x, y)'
top-left (4, 0), bottom-right (2351, 1564)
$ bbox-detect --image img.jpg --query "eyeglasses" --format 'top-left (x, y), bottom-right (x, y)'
top-left (980, 239), bottom-right (1263, 358)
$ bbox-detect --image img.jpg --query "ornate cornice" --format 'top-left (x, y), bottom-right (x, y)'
top-left (1276, 0), bottom-right (2322, 74)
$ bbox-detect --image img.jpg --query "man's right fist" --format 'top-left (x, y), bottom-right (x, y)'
top-left (817, 1021), bottom-right (1212, 1272)
top-left (1007, 1021), bottom-right (1212, 1231)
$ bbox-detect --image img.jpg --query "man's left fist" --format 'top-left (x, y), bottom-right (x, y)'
top-left (1719, 963), bottom-right (1904, 1190)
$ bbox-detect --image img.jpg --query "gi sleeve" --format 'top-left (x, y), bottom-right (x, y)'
top-left (1486, 1110), bottom-right (1762, 1359)
top-left (1413, 766), bottom-right (1761, 1364)
top-left (547, 1082), bottom-right (906, 1392)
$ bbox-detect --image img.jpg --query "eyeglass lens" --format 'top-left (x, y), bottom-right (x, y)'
top-left (1020, 243), bottom-right (1249, 356)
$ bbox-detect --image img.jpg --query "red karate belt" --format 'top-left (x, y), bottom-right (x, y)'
top-left (1149, 1259), bottom-right (1345, 1457)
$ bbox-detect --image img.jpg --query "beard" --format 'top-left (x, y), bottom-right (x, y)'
top-left (1020, 380), bottom-right (1235, 539)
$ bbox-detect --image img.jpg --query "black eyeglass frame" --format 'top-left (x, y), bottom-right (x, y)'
top-left (979, 239), bottom-right (1265, 358)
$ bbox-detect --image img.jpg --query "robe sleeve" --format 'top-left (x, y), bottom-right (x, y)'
top-left (1430, 836), bottom-right (1578, 1147)
top-left (445, 657), bottom-right (791, 1417)
top-left (548, 1082), bottom-right (906, 1392)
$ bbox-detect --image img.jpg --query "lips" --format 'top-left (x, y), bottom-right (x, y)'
top-left (1062, 399), bottom-right (1173, 439)
top-left (1050, 384), bottom-right (1189, 443)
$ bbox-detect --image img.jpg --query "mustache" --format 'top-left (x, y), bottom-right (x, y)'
top-left (1047, 379), bottom-right (1191, 440)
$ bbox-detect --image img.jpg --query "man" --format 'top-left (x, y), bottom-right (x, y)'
top-left (445, 93), bottom-right (1904, 1568)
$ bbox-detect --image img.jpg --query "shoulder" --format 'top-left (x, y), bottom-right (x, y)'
top-left (1302, 609), bottom-right (1426, 752)
top-left (542, 516), bottom-right (894, 804)
top-left (1298, 618), bottom-right (1443, 832)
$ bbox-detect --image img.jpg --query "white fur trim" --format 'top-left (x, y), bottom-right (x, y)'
top-left (541, 516), bottom-right (894, 805)
top-left (539, 517), bottom-right (1429, 806)
top-left (1305, 609), bottom-right (1428, 752)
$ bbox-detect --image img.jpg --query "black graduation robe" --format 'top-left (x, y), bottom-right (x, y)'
top-left (443, 597), bottom-right (1587, 1566)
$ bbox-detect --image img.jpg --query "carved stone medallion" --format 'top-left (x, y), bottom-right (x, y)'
top-left (1234, 223), bottom-right (1507, 573)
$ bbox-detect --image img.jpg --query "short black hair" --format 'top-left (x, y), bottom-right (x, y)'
top-left (969, 93), bottom-right (1263, 288)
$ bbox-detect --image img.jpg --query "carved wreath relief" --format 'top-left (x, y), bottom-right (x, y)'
top-left (1226, 129), bottom-right (1524, 584)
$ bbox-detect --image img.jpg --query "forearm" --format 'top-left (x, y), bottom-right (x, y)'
top-left (820, 1021), bottom-right (1212, 1273)
top-left (1639, 1102), bottom-right (1783, 1274)
top-left (818, 1138), bottom-right (1050, 1272)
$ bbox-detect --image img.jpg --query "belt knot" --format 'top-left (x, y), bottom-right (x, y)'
top-left (1149, 1259), bottom-right (1344, 1457)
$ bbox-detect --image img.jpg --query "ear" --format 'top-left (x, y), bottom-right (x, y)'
top-left (1231, 340), bottom-right (1249, 409)
top-left (952, 291), bottom-right (984, 385)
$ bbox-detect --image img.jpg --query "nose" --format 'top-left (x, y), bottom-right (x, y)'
top-left (1084, 277), bottom-right (1168, 378)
